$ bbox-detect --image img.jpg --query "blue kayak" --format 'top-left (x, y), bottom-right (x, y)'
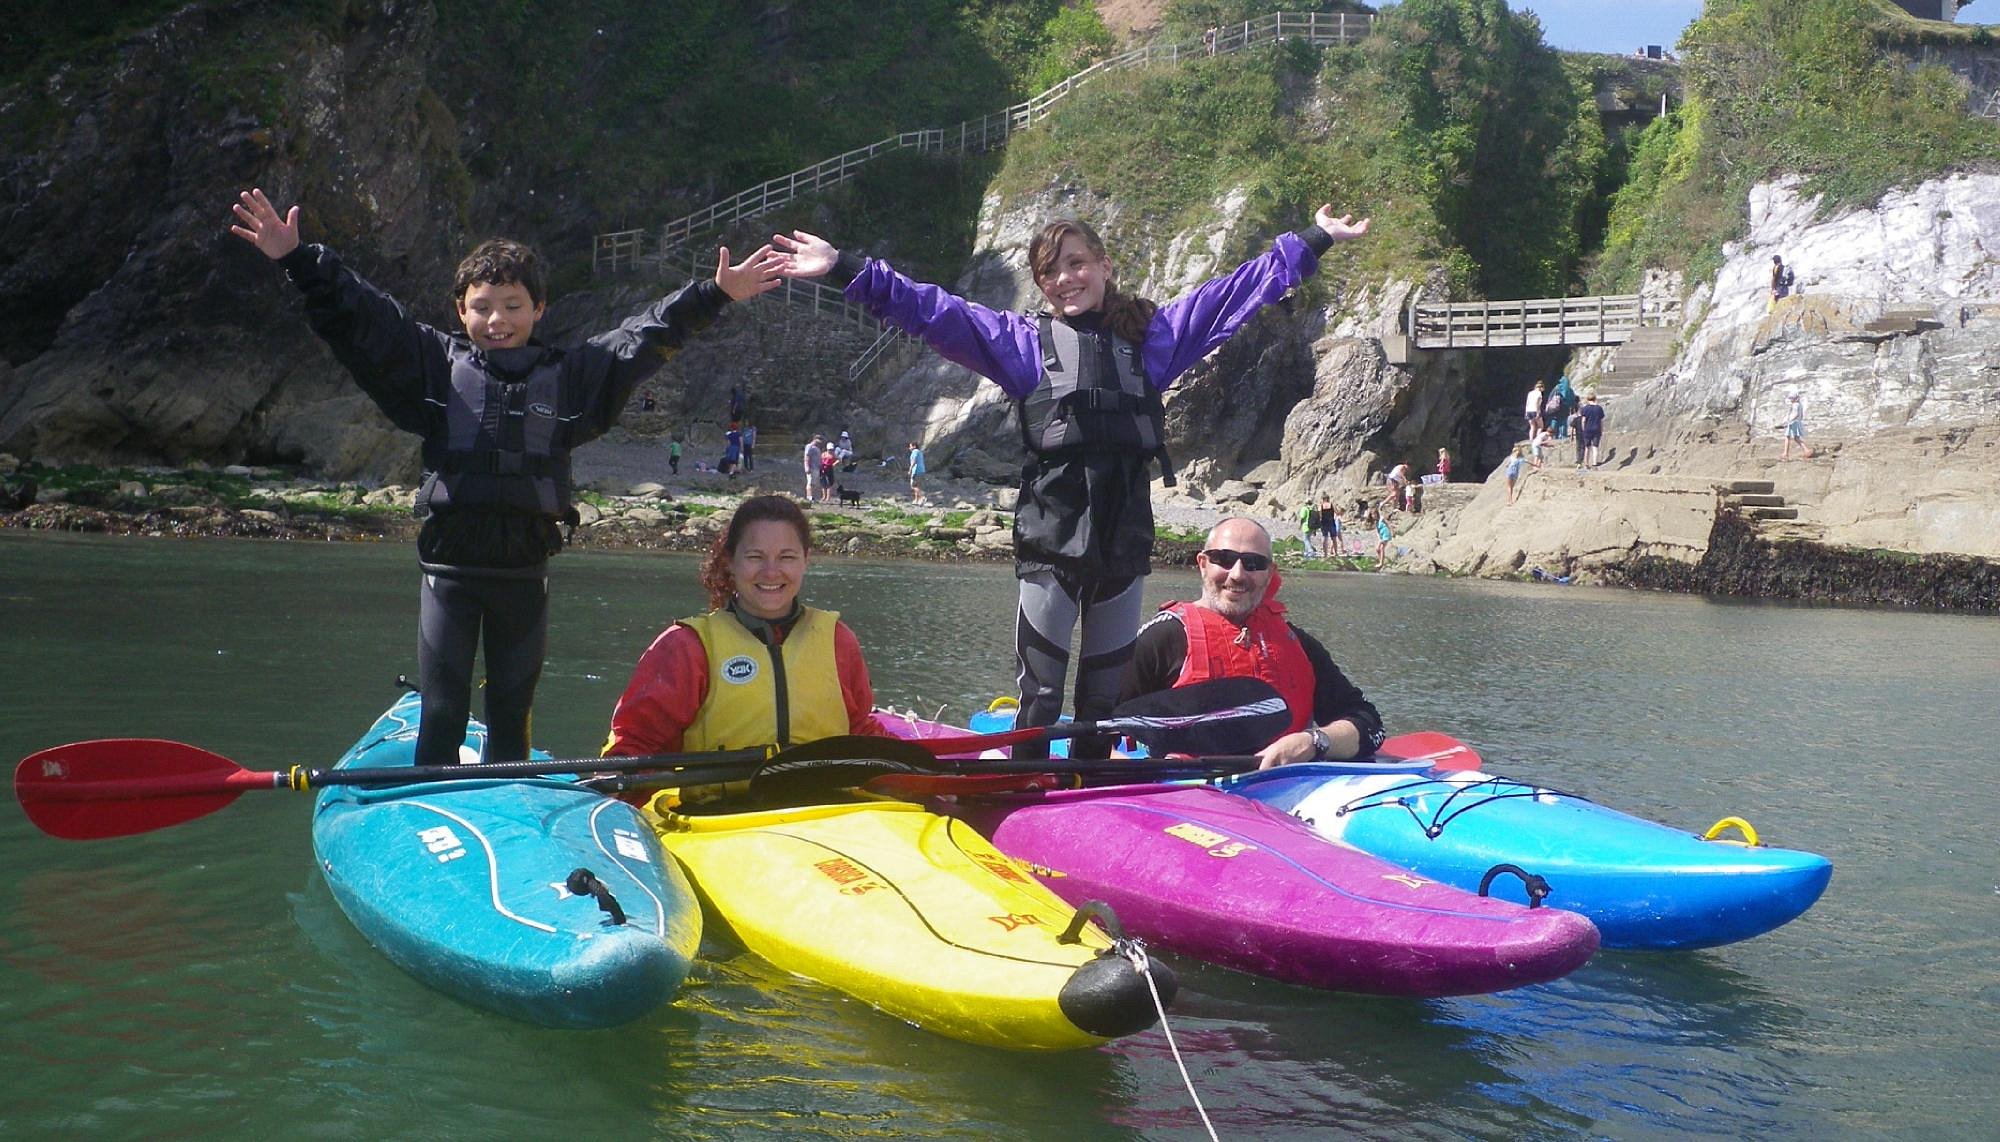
top-left (312, 692), bottom-right (702, 1027)
top-left (1220, 760), bottom-right (1833, 951)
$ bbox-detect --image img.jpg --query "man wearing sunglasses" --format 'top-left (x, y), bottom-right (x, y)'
top-left (1119, 518), bottom-right (1385, 769)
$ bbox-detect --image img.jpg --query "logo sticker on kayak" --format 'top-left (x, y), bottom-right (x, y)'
top-left (814, 856), bottom-right (884, 896)
top-left (721, 655), bottom-right (759, 684)
top-left (529, 401), bottom-right (556, 418)
top-left (989, 913), bottom-right (1044, 932)
top-left (1165, 821), bottom-right (1256, 858)
top-left (613, 829), bottom-right (651, 862)
top-left (417, 825), bottom-right (467, 863)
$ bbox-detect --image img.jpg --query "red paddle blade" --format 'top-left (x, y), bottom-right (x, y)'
top-left (15, 739), bottom-right (270, 840)
top-left (1380, 731), bottom-right (1484, 772)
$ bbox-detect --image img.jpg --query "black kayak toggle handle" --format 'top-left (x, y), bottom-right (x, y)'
top-left (1058, 899), bottom-right (1128, 945)
top-left (566, 867), bottom-right (627, 926)
top-left (1478, 863), bottom-right (1552, 909)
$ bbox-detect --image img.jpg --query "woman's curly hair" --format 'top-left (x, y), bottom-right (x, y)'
top-left (698, 495), bottom-right (813, 611)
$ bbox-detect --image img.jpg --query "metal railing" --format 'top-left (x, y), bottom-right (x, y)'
top-left (1409, 294), bottom-right (1681, 350)
top-left (593, 10), bottom-right (1376, 274)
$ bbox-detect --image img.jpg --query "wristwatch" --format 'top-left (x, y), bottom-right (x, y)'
top-left (1307, 726), bottom-right (1331, 761)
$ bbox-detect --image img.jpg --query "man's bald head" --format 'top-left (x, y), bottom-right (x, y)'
top-left (1195, 517), bottom-right (1275, 620)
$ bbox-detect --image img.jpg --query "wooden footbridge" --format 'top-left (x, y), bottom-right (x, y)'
top-left (1391, 294), bottom-right (1684, 390)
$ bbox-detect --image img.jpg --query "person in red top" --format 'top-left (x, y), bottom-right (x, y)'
top-left (1118, 517), bottom-right (1383, 769)
top-left (605, 495), bottom-right (885, 758)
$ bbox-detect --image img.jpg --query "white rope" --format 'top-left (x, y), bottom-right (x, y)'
top-left (1122, 940), bottom-right (1218, 1142)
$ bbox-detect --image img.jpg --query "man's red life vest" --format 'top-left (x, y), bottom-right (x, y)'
top-left (1166, 584), bottom-right (1315, 739)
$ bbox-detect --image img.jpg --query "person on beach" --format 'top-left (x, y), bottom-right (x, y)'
top-left (741, 422), bottom-right (757, 472)
top-left (907, 441), bottom-right (929, 506)
top-left (802, 434), bottom-right (825, 501)
top-left (720, 423), bottom-right (743, 477)
top-left (1298, 500), bottom-right (1317, 553)
top-left (668, 436), bottom-right (683, 476)
top-left (1371, 509), bottom-right (1392, 567)
top-left (228, 188), bottom-right (783, 769)
top-left (1504, 443), bottom-right (1527, 505)
top-left (818, 446), bottom-right (839, 503)
top-left (1317, 493), bottom-right (1341, 559)
top-left (603, 495), bottom-right (887, 761)
top-left (1525, 380), bottom-right (1546, 440)
top-left (1435, 447), bottom-right (1452, 481)
top-left (1579, 388), bottom-right (1606, 468)
top-left (1118, 517), bottom-right (1384, 769)
top-left (1529, 425), bottom-right (1553, 470)
top-left (1779, 386), bottom-right (1815, 460)
top-left (1383, 460), bottom-right (1412, 513)
top-left (772, 204), bottom-right (1369, 759)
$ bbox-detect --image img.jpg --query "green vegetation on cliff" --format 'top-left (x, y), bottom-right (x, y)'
top-left (988, 0), bottom-right (1611, 301)
top-left (1594, 0), bottom-right (2000, 290)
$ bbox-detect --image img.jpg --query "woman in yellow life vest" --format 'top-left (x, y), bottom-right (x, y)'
top-left (605, 495), bottom-right (886, 757)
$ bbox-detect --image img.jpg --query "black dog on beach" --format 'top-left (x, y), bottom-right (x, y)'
top-left (836, 485), bottom-right (863, 507)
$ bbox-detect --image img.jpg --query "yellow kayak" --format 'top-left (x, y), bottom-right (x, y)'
top-left (648, 797), bottom-right (1169, 1050)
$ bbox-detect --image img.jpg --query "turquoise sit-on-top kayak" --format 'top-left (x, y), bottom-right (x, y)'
top-left (312, 692), bottom-right (702, 1027)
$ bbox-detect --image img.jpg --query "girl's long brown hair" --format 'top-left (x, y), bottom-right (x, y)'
top-left (698, 495), bottom-right (813, 611)
top-left (1028, 219), bottom-right (1157, 343)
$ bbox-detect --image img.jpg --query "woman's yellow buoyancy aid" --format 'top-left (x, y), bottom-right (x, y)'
top-left (679, 606), bottom-right (849, 751)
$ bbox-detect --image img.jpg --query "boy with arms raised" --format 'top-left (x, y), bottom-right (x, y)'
top-left (229, 188), bottom-right (783, 768)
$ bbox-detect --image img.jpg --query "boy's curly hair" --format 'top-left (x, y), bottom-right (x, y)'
top-left (453, 238), bottom-right (546, 307)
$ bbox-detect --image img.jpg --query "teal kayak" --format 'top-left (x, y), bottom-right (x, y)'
top-left (312, 692), bottom-right (701, 1027)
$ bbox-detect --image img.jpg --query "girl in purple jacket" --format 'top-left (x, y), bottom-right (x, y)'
top-left (774, 206), bottom-right (1368, 757)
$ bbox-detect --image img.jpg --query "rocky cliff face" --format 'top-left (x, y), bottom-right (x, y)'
top-left (0, 1), bottom-right (469, 480)
top-left (1592, 173), bottom-right (2000, 559)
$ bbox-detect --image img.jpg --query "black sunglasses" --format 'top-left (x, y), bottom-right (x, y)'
top-left (1202, 548), bottom-right (1271, 572)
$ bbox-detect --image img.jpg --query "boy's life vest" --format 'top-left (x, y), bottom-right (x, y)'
top-left (417, 350), bottom-right (577, 523)
top-left (1019, 314), bottom-right (1176, 486)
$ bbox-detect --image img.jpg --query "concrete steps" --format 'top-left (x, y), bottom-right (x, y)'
top-left (1594, 326), bottom-right (1679, 394)
top-left (1720, 480), bottom-right (1802, 524)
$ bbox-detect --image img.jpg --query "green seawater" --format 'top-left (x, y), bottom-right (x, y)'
top-left (3, 530), bottom-right (1997, 1139)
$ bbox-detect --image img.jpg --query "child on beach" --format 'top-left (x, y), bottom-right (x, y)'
top-left (773, 203), bottom-right (1369, 758)
top-left (228, 188), bottom-right (783, 768)
top-left (1504, 444), bottom-right (1527, 504)
top-left (1371, 509), bottom-right (1392, 567)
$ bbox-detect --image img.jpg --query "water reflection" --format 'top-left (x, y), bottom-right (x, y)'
top-left (6, 536), bottom-right (2000, 1137)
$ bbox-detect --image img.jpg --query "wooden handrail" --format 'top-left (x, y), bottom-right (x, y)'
top-left (596, 10), bottom-right (1376, 276)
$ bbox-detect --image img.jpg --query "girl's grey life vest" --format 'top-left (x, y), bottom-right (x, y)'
top-left (1020, 314), bottom-right (1176, 486)
top-left (416, 350), bottom-right (577, 522)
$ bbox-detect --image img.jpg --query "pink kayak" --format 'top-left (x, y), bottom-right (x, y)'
top-left (926, 780), bottom-right (1599, 998)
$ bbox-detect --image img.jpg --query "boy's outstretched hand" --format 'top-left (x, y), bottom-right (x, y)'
top-left (715, 244), bottom-right (786, 302)
top-left (230, 189), bottom-right (301, 260)
top-left (1314, 205), bottom-right (1370, 242)
top-left (770, 230), bottom-right (837, 279)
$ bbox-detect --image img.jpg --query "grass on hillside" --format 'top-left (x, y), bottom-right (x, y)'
top-left (1592, 0), bottom-right (2000, 291)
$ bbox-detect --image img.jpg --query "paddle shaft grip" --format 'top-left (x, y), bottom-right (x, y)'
top-left (298, 747), bottom-right (769, 791)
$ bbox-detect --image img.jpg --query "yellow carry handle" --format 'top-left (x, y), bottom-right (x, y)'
top-left (1703, 816), bottom-right (1762, 846)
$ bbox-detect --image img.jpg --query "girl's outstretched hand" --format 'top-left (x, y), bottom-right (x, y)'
top-left (230, 188), bottom-right (301, 260)
top-left (715, 244), bottom-right (786, 301)
top-left (1314, 205), bottom-right (1370, 242)
top-left (771, 230), bottom-right (837, 279)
